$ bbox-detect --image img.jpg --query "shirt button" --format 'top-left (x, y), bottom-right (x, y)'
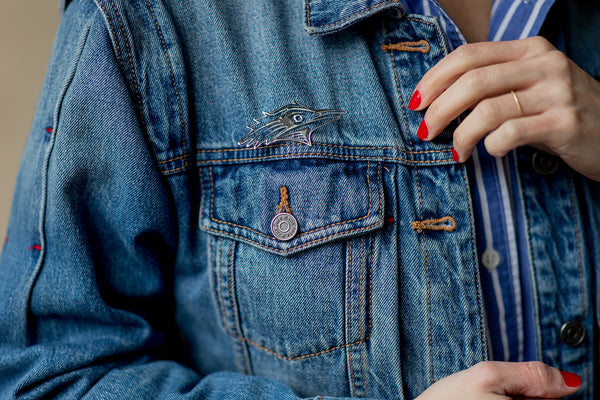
top-left (532, 151), bottom-right (560, 176)
top-left (481, 248), bottom-right (500, 270)
top-left (560, 320), bottom-right (586, 347)
top-left (271, 213), bottom-right (298, 241)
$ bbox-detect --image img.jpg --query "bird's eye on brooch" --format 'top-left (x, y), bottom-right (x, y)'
top-left (292, 114), bottom-right (304, 123)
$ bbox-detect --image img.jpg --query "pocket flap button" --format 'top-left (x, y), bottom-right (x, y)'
top-left (271, 213), bottom-right (298, 241)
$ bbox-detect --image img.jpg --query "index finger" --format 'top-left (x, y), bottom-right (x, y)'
top-left (410, 36), bottom-right (555, 111)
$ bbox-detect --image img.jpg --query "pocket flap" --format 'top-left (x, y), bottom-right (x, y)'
top-left (199, 160), bottom-right (384, 255)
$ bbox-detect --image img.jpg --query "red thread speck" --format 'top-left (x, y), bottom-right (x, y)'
top-left (385, 217), bottom-right (395, 225)
top-left (28, 245), bottom-right (42, 251)
top-left (4, 237), bottom-right (8, 244)
top-left (44, 127), bottom-right (53, 134)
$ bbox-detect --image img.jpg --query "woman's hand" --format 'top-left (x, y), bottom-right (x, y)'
top-left (410, 36), bottom-right (600, 182)
top-left (416, 361), bottom-right (581, 399)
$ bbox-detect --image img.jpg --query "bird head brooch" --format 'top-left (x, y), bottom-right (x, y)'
top-left (238, 102), bottom-right (347, 149)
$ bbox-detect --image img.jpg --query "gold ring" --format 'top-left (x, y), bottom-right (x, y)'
top-left (510, 90), bottom-right (524, 117)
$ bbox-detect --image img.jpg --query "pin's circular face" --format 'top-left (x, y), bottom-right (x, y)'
top-left (271, 213), bottom-right (298, 241)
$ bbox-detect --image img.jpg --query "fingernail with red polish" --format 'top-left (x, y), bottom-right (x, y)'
top-left (417, 119), bottom-right (428, 140)
top-left (452, 147), bottom-right (460, 162)
top-left (409, 90), bottom-right (421, 110)
top-left (561, 371), bottom-right (582, 388)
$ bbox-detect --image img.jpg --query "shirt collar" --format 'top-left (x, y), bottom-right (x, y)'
top-left (304, 0), bottom-right (407, 35)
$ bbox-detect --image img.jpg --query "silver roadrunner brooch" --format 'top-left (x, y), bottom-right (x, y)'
top-left (238, 102), bottom-right (347, 149)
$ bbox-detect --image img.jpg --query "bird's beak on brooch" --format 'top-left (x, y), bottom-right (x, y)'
top-left (312, 109), bottom-right (348, 123)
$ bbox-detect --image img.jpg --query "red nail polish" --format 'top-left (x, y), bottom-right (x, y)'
top-left (561, 371), bottom-right (582, 388)
top-left (452, 148), bottom-right (460, 162)
top-left (409, 90), bottom-right (421, 110)
top-left (417, 119), bottom-right (428, 140)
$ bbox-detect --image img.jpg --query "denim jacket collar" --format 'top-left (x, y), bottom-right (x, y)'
top-left (304, 0), bottom-right (406, 35)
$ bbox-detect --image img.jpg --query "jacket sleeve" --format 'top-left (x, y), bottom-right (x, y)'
top-left (0, 2), bottom-right (384, 399)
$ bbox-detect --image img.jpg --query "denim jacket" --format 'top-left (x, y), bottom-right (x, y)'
top-left (0, 0), bottom-right (598, 399)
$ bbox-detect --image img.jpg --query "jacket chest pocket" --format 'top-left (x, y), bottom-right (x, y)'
top-left (199, 158), bottom-right (384, 361)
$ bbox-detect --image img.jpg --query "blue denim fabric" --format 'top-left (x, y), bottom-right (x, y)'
top-left (0, 0), bottom-right (598, 399)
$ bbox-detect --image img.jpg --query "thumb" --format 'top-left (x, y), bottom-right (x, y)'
top-left (484, 361), bottom-right (581, 398)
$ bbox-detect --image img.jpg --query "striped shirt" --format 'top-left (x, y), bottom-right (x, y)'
top-left (402, 0), bottom-right (556, 361)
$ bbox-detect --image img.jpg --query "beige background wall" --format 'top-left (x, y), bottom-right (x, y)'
top-left (0, 3), bottom-right (60, 254)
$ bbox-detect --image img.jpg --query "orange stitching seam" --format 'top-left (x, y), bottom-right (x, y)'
top-left (159, 147), bottom-right (454, 174)
top-left (201, 219), bottom-right (381, 254)
top-left (385, 26), bottom-right (412, 150)
top-left (347, 240), bottom-right (357, 396)
top-left (410, 216), bottom-right (457, 233)
top-left (235, 333), bottom-right (368, 362)
top-left (217, 237), bottom-right (227, 331)
top-left (157, 141), bottom-right (453, 166)
top-left (406, 17), bottom-right (445, 51)
top-left (210, 238), bottom-right (225, 329)
top-left (229, 241), bottom-right (252, 374)
top-left (359, 236), bottom-right (368, 397)
top-left (305, 0), bottom-right (311, 26)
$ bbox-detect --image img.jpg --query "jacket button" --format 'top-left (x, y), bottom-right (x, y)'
top-left (271, 213), bottom-right (298, 241)
top-left (532, 151), bottom-right (559, 176)
top-left (481, 248), bottom-right (500, 270)
top-left (560, 321), bottom-right (585, 347)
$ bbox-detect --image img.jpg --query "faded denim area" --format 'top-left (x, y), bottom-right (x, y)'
top-left (0, 0), bottom-right (598, 399)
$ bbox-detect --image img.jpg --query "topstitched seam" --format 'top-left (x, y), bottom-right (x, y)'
top-left (359, 236), bottom-right (368, 398)
top-left (566, 177), bottom-right (585, 314)
top-left (216, 237), bottom-right (228, 332)
top-left (385, 25), bottom-right (413, 151)
top-left (201, 221), bottom-right (382, 254)
top-left (227, 240), bottom-right (252, 375)
top-left (347, 240), bottom-right (357, 396)
top-left (104, 0), bottom-right (147, 133)
top-left (406, 17), bottom-right (445, 52)
top-left (191, 142), bottom-right (451, 155)
top-left (158, 143), bottom-right (451, 166)
top-left (461, 165), bottom-right (487, 359)
top-left (95, 0), bottom-right (124, 67)
top-left (144, 0), bottom-right (188, 166)
top-left (309, 0), bottom-right (400, 29)
top-left (565, 174), bottom-right (590, 395)
top-left (196, 153), bottom-right (453, 166)
top-left (160, 153), bottom-right (453, 175)
top-left (387, 18), bottom-right (434, 382)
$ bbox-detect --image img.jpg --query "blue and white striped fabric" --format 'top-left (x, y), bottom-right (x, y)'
top-left (403, 0), bottom-right (557, 362)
